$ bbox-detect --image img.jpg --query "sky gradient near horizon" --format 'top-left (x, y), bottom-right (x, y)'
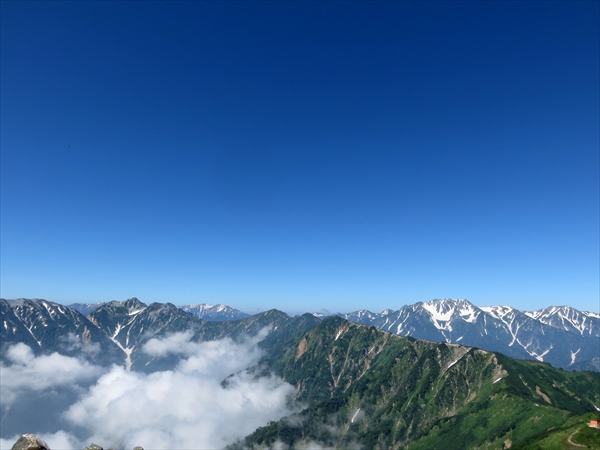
top-left (1, 1), bottom-right (599, 314)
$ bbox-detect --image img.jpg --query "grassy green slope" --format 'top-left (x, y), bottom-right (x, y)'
top-left (515, 412), bottom-right (600, 450)
top-left (234, 317), bottom-right (600, 450)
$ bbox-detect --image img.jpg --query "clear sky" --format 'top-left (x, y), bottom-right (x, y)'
top-left (1, 1), bottom-right (598, 315)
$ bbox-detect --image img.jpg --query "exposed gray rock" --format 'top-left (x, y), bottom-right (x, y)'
top-left (84, 445), bottom-right (103, 450)
top-left (11, 434), bottom-right (50, 450)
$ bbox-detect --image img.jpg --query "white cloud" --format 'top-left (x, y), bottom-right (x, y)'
top-left (142, 329), bottom-right (267, 380)
top-left (66, 332), bottom-right (298, 449)
top-left (1, 331), bottom-right (299, 450)
top-left (0, 343), bottom-right (105, 403)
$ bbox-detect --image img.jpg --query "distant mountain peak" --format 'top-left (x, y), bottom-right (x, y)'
top-left (122, 297), bottom-right (146, 310)
top-left (67, 302), bottom-right (105, 315)
top-left (179, 303), bottom-right (249, 321)
top-left (418, 298), bottom-right (480, 325)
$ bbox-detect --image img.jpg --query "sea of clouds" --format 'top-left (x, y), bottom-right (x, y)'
top-left (0, 330), bottom-right (299, 449)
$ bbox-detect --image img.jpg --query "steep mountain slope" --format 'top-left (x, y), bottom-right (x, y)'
top-left (233, 317), bottom-right (600, 450)
top-left (0, 298), bottom-right (123, 366)
top-left (179, 303), bottom-right (249, 321)
top-left (339, 299), bottom-right (600, 371)
top-left (88, 298), bottom-right (198, 370)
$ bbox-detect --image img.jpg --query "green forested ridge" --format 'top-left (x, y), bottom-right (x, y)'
top-left (232, 317), bottom-right (600, 450)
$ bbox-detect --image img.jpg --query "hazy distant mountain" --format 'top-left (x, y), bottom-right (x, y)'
top-left (66, 302), bottom-right (105, 315)
top-left (336, 299), bottom-right (600, 371)
top-left (179, 303), bottom-right (249, 321)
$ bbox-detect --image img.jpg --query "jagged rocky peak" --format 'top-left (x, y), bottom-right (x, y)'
top-left (261, 308), bottom-right (290, 318)
top-left (139, 301), bottom-right (185, 321)
top-left (121, 297), bottom-right (147, 313)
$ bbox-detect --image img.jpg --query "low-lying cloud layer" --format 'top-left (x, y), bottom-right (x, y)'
top-left (0, 331), bottom-right (299, 449)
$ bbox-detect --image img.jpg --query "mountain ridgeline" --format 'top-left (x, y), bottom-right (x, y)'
top-left (0, 298), bottom-right (320, 372)
top-left (2, 297), bottom-right (598, 373)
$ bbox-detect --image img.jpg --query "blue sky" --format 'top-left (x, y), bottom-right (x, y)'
top-left (1, 1), bottom-right (598, 314)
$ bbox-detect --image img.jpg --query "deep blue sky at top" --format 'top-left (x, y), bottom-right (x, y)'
top-left (1, 1), bottom-right (598, 314)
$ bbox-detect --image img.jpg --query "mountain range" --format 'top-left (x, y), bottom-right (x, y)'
top-left (67, 301), bottom-right (250, 321)
top-left (335, 299), bottom-right (600, 372)
top-left (4, 298), bottom-right (598, 372)
top-left (1, 297), bottom-right (599, 449)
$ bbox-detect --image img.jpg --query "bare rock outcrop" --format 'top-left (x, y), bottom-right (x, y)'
top-left (11, 434), bottom-right (50, 450)
top-left (9, 435), bottom-right (144, 450)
